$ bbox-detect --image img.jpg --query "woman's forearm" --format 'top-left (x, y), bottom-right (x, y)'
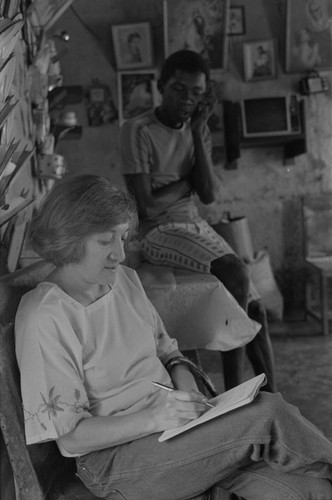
top-left (57, 408), bottom-right (156, 456)
top-left (170, 364), bottom-right (199, 392)
top-left (57, 381), bottom-right (207, 456)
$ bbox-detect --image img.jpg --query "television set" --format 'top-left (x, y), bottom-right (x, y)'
top-left (240, 95), bottom-right (301, 139)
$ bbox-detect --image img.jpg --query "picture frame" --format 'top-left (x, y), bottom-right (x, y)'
top-left (285, 0), bottom-right (332, 73)
top-left (207, 74), bottom-right (225, 164)
top-left (243, 39), bottom-right (278, 82)
top-left (163, 0), bottom-right (230, 71)
top-left (111, 22), bottom-right (153, 70)
top-left (228, 6), bottom-right (245, 36)
top-left (117, 70), bottom-right (159, 125)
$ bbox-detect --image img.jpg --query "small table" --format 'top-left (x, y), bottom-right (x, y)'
top-left (136, 263), bottom-right (260, 351)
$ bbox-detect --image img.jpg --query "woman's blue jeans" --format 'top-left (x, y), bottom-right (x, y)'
top-left (76, 393), bottom-right (332, 500)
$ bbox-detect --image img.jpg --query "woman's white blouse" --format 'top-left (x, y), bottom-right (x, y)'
top-left (15, 266), bottom-right (180, 454)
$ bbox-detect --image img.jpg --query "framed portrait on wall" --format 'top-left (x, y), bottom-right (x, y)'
top-left (285, 0), bottom-right (332, 72)
top-left (207, 75), bottom-right (225, 164)
top-left (228, 6), bottom-right (246, 35)
top-left (117, 70), bottom-right (159, 125)
top-left (112, 22), bottom-right (153, 70)
top-left (163, 0), bottom-right (230, 71)
top-left (243, 39), bottom-right (278, 82)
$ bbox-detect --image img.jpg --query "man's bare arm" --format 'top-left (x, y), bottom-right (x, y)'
top-left (125, 173), bottom-right (192, 219)
top-left (190, 92), bottom-right (217, 205)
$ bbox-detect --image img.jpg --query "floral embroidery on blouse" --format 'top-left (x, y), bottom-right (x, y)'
top-left (23, 386), bottom-right (90, 431)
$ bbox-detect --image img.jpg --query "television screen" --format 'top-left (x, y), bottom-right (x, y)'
top-left (243, 97), bottom-right (288, 134)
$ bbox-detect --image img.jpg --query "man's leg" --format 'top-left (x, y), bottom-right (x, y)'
top-left (211, 254), bottom-right (249, 390)
top-left (210, 255), bottom-right (276, 392)
top-left (211, 254), bottom-right (250, 311)
top-left (141, 226), bottom-right (277, 391)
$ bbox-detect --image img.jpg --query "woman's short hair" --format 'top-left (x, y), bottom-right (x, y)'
top-left (159, 49), bottom-right (210, 85)
top-left (29, 174), bottom-right (138, 266)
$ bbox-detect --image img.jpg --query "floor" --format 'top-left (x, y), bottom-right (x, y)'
top-left (199, 318), bottom-right (332, 439)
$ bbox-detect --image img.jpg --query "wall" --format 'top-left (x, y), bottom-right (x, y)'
top-left (51, 0), bottom-right (165, 185)
top-left (53, 0), bottom-right (332, 316)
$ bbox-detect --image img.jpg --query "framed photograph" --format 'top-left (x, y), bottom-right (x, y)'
top-left (207, 75), bottom-right (225, 163)
top-left (285, 0), bottom-right (332, 73)
top-left (243, 39), bottom-right (278, 82)
top-left (112, 22), bottom-right (153, 70)
top-left (228, 6), bottom-right (245, 35)
top-left (163, 0), bottom-right (230, 71)
top-left (117, 70), bottom-right (159, 125)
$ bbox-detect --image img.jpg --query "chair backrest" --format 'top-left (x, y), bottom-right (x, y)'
top-left (0, 261), bottom-right (75, 500)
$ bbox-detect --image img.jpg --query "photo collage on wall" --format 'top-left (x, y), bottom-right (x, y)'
top-left (112, 0), bottom-right (332, 158)
top-left (112, 22), bottom-right (158, 125)
top-left (112, 0), bottom-right (231, 163)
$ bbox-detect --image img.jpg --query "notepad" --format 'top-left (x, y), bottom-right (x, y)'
top-left (159, 373), bottom-right (266, 442)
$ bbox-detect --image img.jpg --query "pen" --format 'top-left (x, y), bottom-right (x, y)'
top-left (152, 381), bottom-right (215, 408)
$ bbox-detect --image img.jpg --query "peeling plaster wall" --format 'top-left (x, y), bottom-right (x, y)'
top-left (54, 0), bottom-right (332, 314)
top-left (200, 94), bottom-right (332, 256)
top-left (198, 90), bottom-right (332, 312)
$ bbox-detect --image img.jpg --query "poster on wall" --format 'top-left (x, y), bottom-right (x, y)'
top-left (285, 0), bottom-right (332, 72)
top-left (112, 22), bottom-right (153, 70)
top-left (117, 70), bottom-right (159, 125)
top-left (207, 76), bottom-right (225, 164)
top-left (243, 39), bottom-right (278, 82)
top-left (163, 0), bottom-right (230, 71)
top-left (228, 6), bottom-right (246, 36)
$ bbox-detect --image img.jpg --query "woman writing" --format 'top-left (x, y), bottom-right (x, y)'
top-left (15, 175), bottom-right (332, 500)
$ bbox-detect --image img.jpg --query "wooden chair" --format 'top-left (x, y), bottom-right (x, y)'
top-left (0, 261), bottom-right (231, 500)
top-left (302, 195), bottom-right (332, 335)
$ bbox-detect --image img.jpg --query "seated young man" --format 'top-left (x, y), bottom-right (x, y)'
top-left (120, 49), bottom-right (276, 392)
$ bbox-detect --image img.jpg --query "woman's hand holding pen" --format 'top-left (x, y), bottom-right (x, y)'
top-left (148, 386), bottom-right (211, 432)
